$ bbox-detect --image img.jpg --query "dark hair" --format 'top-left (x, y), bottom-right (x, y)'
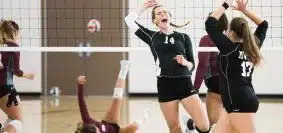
top-left (75, 123), bottom-right (97, 133)
top-left (230, 17), bottom-right (262, 66)
top-left (152, 5), bottom-right (190, 28)
top-left (209, 12), bottom-right (228, 32)
top-left (0, 20), bottom-right (19, 44)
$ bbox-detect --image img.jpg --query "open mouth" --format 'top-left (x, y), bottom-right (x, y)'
top-left (161, 19), bottom-right (168, 24)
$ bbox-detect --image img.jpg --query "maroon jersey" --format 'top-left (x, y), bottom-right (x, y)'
top-left (77, 84), bottom-right (119, 133)
top-left (193, 35), bottom-right (219, 89)
top-left (0, 41), bottom-right (23, 86)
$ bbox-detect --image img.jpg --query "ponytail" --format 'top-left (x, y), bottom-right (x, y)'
top-left (242, 22), bottom-right (262, 66)
top-left (170, 21), bottom-right (191, 28)
top-left (230, 17), bottom-right (262, 66)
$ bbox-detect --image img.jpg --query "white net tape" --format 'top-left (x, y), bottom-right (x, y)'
top-left (0, 47), bottom-right (283, 52)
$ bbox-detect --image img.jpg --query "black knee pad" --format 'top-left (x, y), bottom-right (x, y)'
top-left (196, 126), bottom-right (211, 133)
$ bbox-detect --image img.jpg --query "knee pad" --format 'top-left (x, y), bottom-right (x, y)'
top-left (113, 88), bottom-right (124, 99)
top-left (8, 120), bottom-right (22, 133)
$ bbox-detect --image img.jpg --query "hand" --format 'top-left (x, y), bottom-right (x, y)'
top-left (143, 0), bottom-right (158, 9)
top-left (77, 76), bottom-right (86, 85)
top-left (174, 55), bottom-right (190, 67)
top-left (224, 0), bottom-right (236, 7)
top-left (232, 0), bottom-right (248, 12)
top-left (24, 73), bottom-right (34, 80)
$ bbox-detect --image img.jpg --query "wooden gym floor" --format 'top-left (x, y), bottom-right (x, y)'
top-left (0, 96), bottom-right (282, 133)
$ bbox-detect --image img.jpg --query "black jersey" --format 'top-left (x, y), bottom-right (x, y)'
top-left (205, 17), bottom-right (268, 85)
top-left (134, 22), bottom-right (195, 78)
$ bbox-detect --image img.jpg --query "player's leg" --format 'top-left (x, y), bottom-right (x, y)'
top-left (212, 110), bottom-right (234, 133)
top-left (0, 93), bottom-right (22, 133)
top-left (178, 78), bottom-right (210, 133)
top-left (160, 100), bottom-right (182, 133)
top-left (206, 92), bottom-right (222, 126)
top-left (229, 113), bottom-right (256, 133)
top-left (157, 77), bottom-right (184, 133)
top-left (228, 86), bottom-right (259, 133)
top-left (181, 94), bottom-right (210, 133)
top-left (205, 76), bottom-right (223, 126)
top-left (102, 60), bottom-right (130, 124)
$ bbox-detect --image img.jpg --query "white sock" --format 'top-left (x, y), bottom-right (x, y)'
top-left (118, 60), bottom-right (130, 79)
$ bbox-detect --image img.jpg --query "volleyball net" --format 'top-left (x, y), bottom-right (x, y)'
top-left (0, 0), bottom-right (281, 50)
top-left (0, 0), bottom-right (282, 95)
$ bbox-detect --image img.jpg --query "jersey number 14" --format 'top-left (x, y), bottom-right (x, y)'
top-left (241, 61), bottom-right (253, 77)
top-left (164, 36), bottom-right (174, 44)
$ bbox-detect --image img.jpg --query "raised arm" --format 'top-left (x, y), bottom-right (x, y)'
top-left (77, 76), bottom-right (96, 124)
top-left (124, 0), bottom-right (158, 31)
top-left (124, 0), bottom-right (157, 45)
top-left (233, 0), bottom-right (268, 47)
top-left (205, 0), bottom-right (237, 54)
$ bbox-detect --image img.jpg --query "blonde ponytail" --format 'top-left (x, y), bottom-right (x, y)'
top-left (170, 21), bottom-right (191, 28)
top-left (242, 22), bottom-right (262, 66)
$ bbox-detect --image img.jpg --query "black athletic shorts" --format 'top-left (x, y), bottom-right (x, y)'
top-left (221, 84), bottom-right (259, 113)
top-left (157, 77), bottom-right (198, 103)
top-left (204, 76), bottom-right (220, 94)
top-left (0, 85), bottom-right (16, 98)
top-left (0, 85), bottom-right (19, 107)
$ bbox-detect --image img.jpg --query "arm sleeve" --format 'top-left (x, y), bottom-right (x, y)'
top-left (12, 52), bottom-right (23, 77)
top-left (205, 17), bottom-right (237, 54)
top-left (254, 20), bottom-right (269, 48)
top-left (78, 84), bottom-right (96, 124)
top-left (124, 12), bottom-right (156, 46)
top-left (183, 34), bottom-right (195, 71)
top-left (193, 37), bottom-right (210, 89)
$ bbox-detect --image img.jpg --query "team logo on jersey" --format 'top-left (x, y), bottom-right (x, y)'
top-left (238, 51), bottom-right (247, 60)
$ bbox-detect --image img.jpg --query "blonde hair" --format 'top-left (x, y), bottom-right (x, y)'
top-left (0, 20), bottom-right (19, 44)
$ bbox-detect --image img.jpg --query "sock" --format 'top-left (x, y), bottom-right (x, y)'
top-left (118, 60), bottom-right (130, 79)
top-left (196, 126), bottom-right (211, 133)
